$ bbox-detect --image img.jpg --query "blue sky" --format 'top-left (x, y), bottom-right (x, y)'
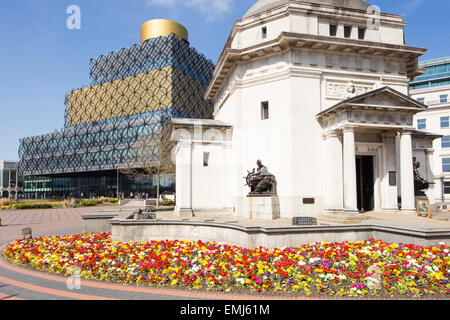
top-left (0, 0), bottom-right (449, 161)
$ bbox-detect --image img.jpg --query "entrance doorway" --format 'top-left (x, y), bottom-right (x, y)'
top-left (356, 156), bottom-right (374, 212)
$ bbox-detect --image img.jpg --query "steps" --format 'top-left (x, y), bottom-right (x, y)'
top-left (317, 213), bottom-right (371, 225)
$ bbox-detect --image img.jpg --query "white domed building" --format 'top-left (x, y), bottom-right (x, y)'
top-left (171, 0), bottom-right (436, 219)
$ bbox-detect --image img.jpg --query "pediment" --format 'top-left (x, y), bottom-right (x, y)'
top-left (317, 86), bottom-right (427, 119)
top-left (349, 90), bottom-right (426, 110)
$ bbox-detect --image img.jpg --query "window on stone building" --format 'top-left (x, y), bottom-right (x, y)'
top-left (261, 101), bottom-right (269, 120)
top-left (262, 26), bottom-right (267, 39)
top-left (344, 25), bottom-right (352, 38)
top-left (417, 97), bottom-right (425, 104)
top-left (203, 152), bottom-right (210, 167)
top-left (442, 136), bottom-right (450, 148)
top-left (358, 27), bottom-right (366, 40)
top-left (440, 95), bottom-right (448, 104)
top-left (417, 119), bottom-right (426, 130)
top-left (443, 158), bottom-right (450, 172)
top-left (329, 24), bottom-right (337, 36)
top-left (441, 116), bottom-right (449, 128)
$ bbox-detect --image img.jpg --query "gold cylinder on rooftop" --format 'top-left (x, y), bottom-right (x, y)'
top-left (140, 19), bottom-right (188, 43)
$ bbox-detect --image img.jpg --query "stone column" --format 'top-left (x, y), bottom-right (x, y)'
top-left (174, 141), bottom-right (194, 217)
top-left (399, 131), bottom-right (416, 214)
top-left (343, 126), bottom-right (358, 214)
top-left (323, 131), bottom-right (343, 214)
top-left (425, 148), bottom-right (434, 182)
top-left (381, 133), bottom-right (399, 211)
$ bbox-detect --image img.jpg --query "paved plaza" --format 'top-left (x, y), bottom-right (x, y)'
top-left (0, 207), bottom-right (312, 300)
top-left (1, 207), bottom-right (450, 300)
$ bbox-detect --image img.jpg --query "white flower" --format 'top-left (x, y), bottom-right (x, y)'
top-left (439, 242), bottom-right (446, 246)
top-left (433, 266), bottom-right (439, 272)
top-left (357, 290), bottom-right (362, 295)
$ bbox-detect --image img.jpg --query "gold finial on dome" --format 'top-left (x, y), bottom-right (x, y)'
top-left (140, 19), bottom-right (188, 43)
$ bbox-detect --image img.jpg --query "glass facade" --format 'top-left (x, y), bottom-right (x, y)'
top-left (0, 166), bottom-right (23, 198)
top-left (442, 136), bottom-right (450, 148)
top-left (19, 33), bottom-right (214, 199)
top-left (2, 170), bottom-right (10, 188)
top-left (417, 119), bottom-right (426, 130)
top-left (23, 171), bottom-right (175, 200)
top-left (445, 181), bottom-right (450, 194)
top-left (443, 158), bottom-right (450, 172)
top-left (410, 57), bottom-right (450, 90)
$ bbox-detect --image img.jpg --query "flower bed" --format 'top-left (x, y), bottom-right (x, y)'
top-left (0, 198), bottom-right (121, 210)
top-left (2, 234), bottom-right (450, 297)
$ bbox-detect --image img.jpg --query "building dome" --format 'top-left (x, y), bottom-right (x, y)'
top-left (244, 0), bottom-right (371, 18)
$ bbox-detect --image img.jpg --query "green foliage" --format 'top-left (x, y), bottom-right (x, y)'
top-left (80, 199), bottom-right (103, 207)
top-left (161, 199), bottom-right (175, 206)
top-left (14, 203), bottom-right (53, 210)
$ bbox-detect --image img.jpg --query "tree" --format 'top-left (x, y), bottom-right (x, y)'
top-left (121, 120), bottom-right (175, 206)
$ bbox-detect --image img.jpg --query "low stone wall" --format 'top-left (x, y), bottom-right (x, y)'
top-left (109, 220), bottom-right (450, 248)
top-left (82, 211), bottom-right (132, 233)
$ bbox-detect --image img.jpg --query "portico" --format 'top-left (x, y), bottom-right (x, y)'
top-left (317, 86), bottom-right (428, 215)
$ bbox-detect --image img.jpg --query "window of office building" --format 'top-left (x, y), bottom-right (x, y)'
top-left (2, 170), bottom-right (9, 188)
top-left (417, 119), bottom-right (426, 130)
top-left (443, 158), bottom-right (450, 172)
top-left (441, 116), bottom-right (450, 128)
top-left (443, 136), bottom-right (450, 148)
top-left (445, 182), bottom-right (450, 194)
top-left (417, 97), bottom-right (425, 104)
top-left (441, 95), bottom-right (448, 103)
top-left (329, 24), bottom-right (337, 36)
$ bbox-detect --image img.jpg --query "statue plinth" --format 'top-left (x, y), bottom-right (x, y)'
top-left (245, 195), bottom-right (280, 220)
top-left (243, 160), bottom-right (280, 220)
